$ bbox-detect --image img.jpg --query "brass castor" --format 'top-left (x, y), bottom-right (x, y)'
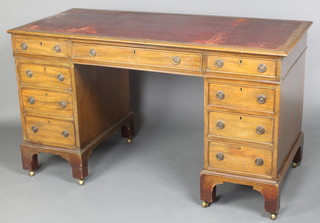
top-left (270, 213), bottom-right (277, 220)
top-left (78, 179), bottom-right (84, 185)
top-left (292, 162), bottom-right (299, 168)
top-left (29, 171), bottom-right (35, 176)
top-left (201, 201), bottom-right (211, 208)
top-left (127, 138), bottom-right (132, 143)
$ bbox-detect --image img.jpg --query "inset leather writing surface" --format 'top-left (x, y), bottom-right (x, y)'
top-left (9, 8), bottom-right (311, 55)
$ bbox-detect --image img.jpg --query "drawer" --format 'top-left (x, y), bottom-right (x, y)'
top-left (208, 142), bottom-right (272, 176)
top-left (208, 111), bottom-right (274, 144)
top-left (19, 64), bottom-right (71, 88)
top-left (21, 88), bottom-right (73, 117)
top-left (13, 36), bottom-right (68, 58)
top-left (208, 82), bottom-right (275, 112)
top-left (72, 43), bottom-right (202, 72)
top-left (25, 116), bottom-right (76, 148)
top-left (206, 53), bottom-right (277, 78)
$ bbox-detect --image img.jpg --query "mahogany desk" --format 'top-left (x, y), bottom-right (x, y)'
top-left (8, 9), bottom-right (312, 220)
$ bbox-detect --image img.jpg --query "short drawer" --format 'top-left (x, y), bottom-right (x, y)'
top-left (208, 111), bottom-right (274, 144)
top-left (19, 64), bottom-right (71, 88)
top-left (207, 53), bottom-right (277, 78)
top-left (21, 88), bottom-right (73, 117)
top-left (13, 36), bottom-right (68, 58)
top-left (25, 116), bottom-right (76, 149)
top-left (208, 82), bottom-right (275, 112)
top-left (72, 43), bottom-right (202, 72)
top-left (208, 142), bottom-right (272, 176)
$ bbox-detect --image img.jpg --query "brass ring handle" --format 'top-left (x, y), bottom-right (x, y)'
top-left (21, 43), bottom-right (28, 50)
top-left (257, 94), bottom-right (266, 104)
top-left (31, 126), bottom-right (38, 133)
top-left (256, 126), bottom-right (265, 135)
top-left (257, 64), bottom-right (267, 73)
top-left (216, 91), bottom-right (225, 100)
top-left (215, 59), bottom-right (224, 68)
top-left (216, 120), bottom-right (225, 129)
top-left (89, 49), bottom-right (97, 57)
top-left (26, 70), bottom-right (33, 78)
top-left (28, 97), bottom-right (35, 105)
top-left (54, 45), bottom-right (61, 53)
top-left (255, 158), bottom-right (264, 166)
top-left (60, 101), bottom-right (67, 109)
top-left (216, 152), bottom-right (224, 161)
top-left (62, 130), bottom-right (69, 138)
top-left (57, 74), bottom-right (65, 82)
top-left (172, 56), bottom-right (181, 65)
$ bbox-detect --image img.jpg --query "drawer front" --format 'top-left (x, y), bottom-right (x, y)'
top-left (208, 111), bottom-right (274, 144)
top-left (13, 36), bottom-right (68, 58)
top-left (208, 83), bottom-right (275, 112)
top-left (19, 64), bottom-right (71, 88)
top-left (72, 43), bottom-right (202, 72)
top-left (25, 116), bottom-right (76, 148)
top-left (207, 54), bottom-right (277, 78)
top-left (208, 142), bottom-right (272, 176)
top-left (21, 88), bottom-right (73, 117)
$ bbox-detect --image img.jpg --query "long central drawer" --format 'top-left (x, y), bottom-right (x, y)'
top-left (72, 43), bottom-right (203, 72)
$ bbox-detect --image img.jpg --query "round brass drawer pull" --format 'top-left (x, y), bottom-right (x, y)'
top-left (57, 74), bottom-right (65, 82)
top-left (172, 56), bottom-right (181, 65)
top-left (257, 64), bottom-right (267, 73)
top-left (60, 101), bottom-right (67, 109)
top-left (255, 158), bottom-right (264, 166)
top-left (256, 126), bottom-right (265, 135)
top-left (215, 59), bottom-right (224, 68)
top-left (21, 42), bottom-right (28, 50)
top-left (62, 130), bottom-right (69, 137)
top-left (26, 70), bottom-right (33, 78)
top-left (216, 120), bottom-right (225, 129)
top-left (216, 152), bottom-right (224, 161)
top-left (216, 91), bottom-right (225, 100)
top-left (257, 94), bottom-right (266, 104)
top-left (54, 45), bottom-right (61, 53)
top-left (31, 126), bottom-right (38, 133)
top-left (28, 97), bottom-right (35, 104)
top-left (89, 49), bottom-right (97, 57)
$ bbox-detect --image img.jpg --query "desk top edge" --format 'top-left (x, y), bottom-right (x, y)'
top-left (8, 8), bottom-right (312, 56)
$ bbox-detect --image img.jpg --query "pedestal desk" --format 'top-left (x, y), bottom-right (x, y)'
top-left (8, 9), bottom-right (312, 219)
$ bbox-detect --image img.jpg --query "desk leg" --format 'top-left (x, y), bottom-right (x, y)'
top-left (121, 113), bottom-right (134, 143)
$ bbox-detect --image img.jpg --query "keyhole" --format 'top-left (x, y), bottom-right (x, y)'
top-left (240, 116), bottom-right (242, 120)
top-left (40, 42), bottom-right (43, 46)
top-left (240, 88), bottom-right (243, 92)
top-left (238, 147), bottom-right (242, 151)
top-left (48, 120), bottom-right (51, 124)
top-left (239, 59), bottom-right (243, 65)
top-left (45, 93), bottom-right (48, 96)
